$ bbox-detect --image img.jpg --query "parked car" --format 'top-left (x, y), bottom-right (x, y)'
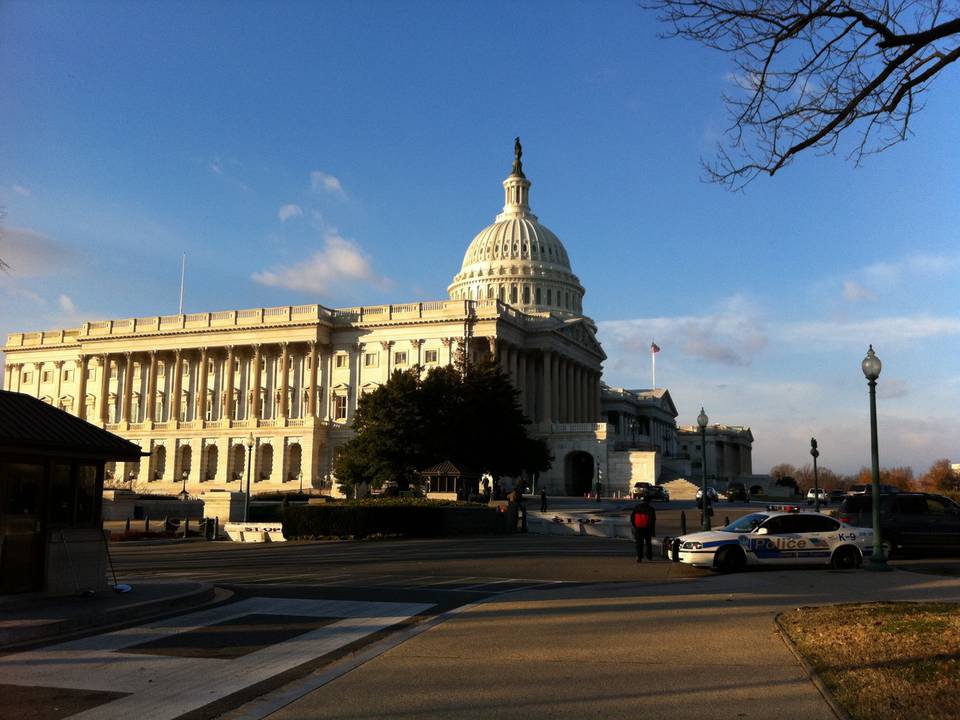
top-left (829, 489), bottom-right (847, 504)
top-left (806, 488), bottom-right (830, 505)
top-left (726, 483), bottom-right (748, 502)
top-left (846, 483), bottom-right (902, 495)
top-left (633, 482), bottom-right (669, 501)
top-left (838, 492), bottom-right (960, 556)
top-left (670, 509), bottom-right (873, 571)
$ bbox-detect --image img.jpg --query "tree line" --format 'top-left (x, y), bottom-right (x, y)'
top-left (769, 459), bottom-right (959, 494)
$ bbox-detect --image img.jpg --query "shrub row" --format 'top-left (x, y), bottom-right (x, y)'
top-left (282, 502), bottom-right (504, 539)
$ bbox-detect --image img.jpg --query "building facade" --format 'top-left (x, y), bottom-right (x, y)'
top-left (1, 143), bottom-right (754, 498)
top-left (3, 145), bottom-right (611, 496)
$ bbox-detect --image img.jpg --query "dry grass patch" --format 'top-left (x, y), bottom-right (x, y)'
top-left (779, 602), bottom-right (960, 720)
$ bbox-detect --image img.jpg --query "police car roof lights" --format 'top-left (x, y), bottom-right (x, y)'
top-left (764, 504), bottom-right (809, 513)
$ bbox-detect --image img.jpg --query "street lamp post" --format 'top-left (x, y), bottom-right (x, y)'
top-left (243, 433), bottom-right (255, 523)
top-left (810, 438), bottom-right (820, 513)
top-left (298, 470), bottom-right (304, 494)
top-left (862, 345), bottom-right (888, 570)
top-left (179, 470), bottom-right (189, 502)
top-left (697, 407), bottom-right (710, 531)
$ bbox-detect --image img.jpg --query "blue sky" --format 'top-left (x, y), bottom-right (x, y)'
top-left (2, 0), bottom-right (958, 475)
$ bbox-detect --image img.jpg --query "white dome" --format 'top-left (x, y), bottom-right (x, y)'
top-left (448, 150), bottom-right (585, 315)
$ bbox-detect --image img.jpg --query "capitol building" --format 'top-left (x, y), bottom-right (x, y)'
top-left (2, 143), bottom-right (754, 497)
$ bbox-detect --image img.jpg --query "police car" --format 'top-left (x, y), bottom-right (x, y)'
top-left (669, 506), bottom-right (874, 571)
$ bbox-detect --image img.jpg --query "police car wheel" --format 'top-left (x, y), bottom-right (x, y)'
top-left (715, 546), bottom-right (746, 573)
top-left (831, 545), bottom-right (861, 570)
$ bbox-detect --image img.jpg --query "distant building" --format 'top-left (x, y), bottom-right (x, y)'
top-left (677, 424), bottom-right (754, 484)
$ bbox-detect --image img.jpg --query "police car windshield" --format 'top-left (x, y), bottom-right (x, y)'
top-left (721, 513), bottom-right (769, 533)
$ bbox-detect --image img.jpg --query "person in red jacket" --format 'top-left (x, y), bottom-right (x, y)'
top-left (630, 495), bottom-right (657, 562)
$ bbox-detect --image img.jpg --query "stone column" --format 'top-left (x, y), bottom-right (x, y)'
top-left (407, 339), bottom-right (420, 376)
top-left (322, 348), bottom-right (333, 421)
top-left (554, 357), bottom-right (565, 423)
top-left (197, 347), bottom-right (209, 421)
top-left (540, 351), bottom-right (552, 425)
top-left (146, 351), bottom-right (158, 421)
top-left (224, 346), bottom-right (235, 421)
top-left (99, 355), bottom-right (111, 422)
top-left (441, 337), bottom-right (454, 367)
top-left (576, 365), bottom-right (584, 422)
top-left (278, 342), bottom-right (289, 419)
top-left (76, 356), bottom-right (88, 419)
top-left (308, 341), bottom-right (318, 418)
top-left (171, 350), bottom-right (184, 423)
top-left (251, 344), bottom-right (262, 419)
top-left (121, 353), bottom-right (134, 422)
top-left (517, 351), bottom-right (527, 415)
top-left (354, 343), bottom-right (364, 412)
top-left (381, 341), bottom-right (393, 379)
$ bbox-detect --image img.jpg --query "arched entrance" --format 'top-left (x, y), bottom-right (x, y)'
top-left (564, 451), bottom-right (594, 497)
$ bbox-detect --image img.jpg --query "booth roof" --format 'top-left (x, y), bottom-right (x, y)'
top-left (419, 460), bottom-right (481, 477)
top-left (0, 390), bottom-right (146, 460)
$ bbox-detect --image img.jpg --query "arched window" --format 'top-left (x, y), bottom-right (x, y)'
top-left (153, 446), bottom-right (167, 480)
top-left (178, 445), bottom-right (192, 479)
top-left (288, 443), bottom-right (302, 481)
top-left (522, 286), bottom-right (530, 304)
top-left (258, 444), bottom-right (274, 481)
top-left (205, 445), bottom-right (218, 481)
top-left (205, 391), bottom-right (214, 421)
top-left (510, 286), bottom-right (518, 304)
top-left (231, 444), bottom-right (245, 480)
top-left (179, 391), bottom-right (189, 421)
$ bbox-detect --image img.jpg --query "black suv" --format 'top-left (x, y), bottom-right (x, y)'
top-left (838, 492), bottom-right (960, 555)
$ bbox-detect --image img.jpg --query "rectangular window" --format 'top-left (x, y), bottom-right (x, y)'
top-left (364, 352), bottom-right (378, 368)
top-left (424, 349), bottom-right (438, 364)
top-left (306, 355), bottom-right (312, 370)
top-left (335, 354), bottom-right (348, 368)
top-left (133, 363), bottom-right (142, 377)
top-left (42, 370), bottom-right (53, 383)
top-left (333, 395), bottom-right (347, 421)
top-left (157, 362), bottom-right (166, 377)
top-left (535, 287), bottom-right (542, 304)
top-left (394, 351), bottom-right (408, 366)
top-left (110, 363), bottom-right (119, 379)
top-left (86, 367), bottom-right (95, 381)
top-left (22, 371), bottom-right (33, 383)
top-left (208, 359), bottom-right (215, 373)
top-left (63, 369), bottom-right (74, 382)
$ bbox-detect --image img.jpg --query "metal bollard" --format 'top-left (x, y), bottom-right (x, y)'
top-left (213, 516), bottom-right (219, 540)
top-left (680, 511), bottom-right (687, 536)
top-left (145, 515), bottom-right (150, 533)
top-left (725, 516), bottom-right (730, 526)
top-left (672, 537), bottom-right (681, 562)
top-left (125, 517), bottom-right (131, 534)
top-left (184, 517), bottom-right (189, 537)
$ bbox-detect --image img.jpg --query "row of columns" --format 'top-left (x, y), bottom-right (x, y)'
top-left (491, 340), bottom-right (600, 424)
top-left (74, 342), bottom-right (323, 424)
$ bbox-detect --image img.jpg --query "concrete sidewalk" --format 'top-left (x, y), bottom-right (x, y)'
top-left (254, 567), bottom-right (960, 720)
top-left (0, 580), bottom-right (216, 648)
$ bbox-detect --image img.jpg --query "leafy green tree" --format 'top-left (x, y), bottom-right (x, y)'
top-left (334, 358), bottom-right (552, 495)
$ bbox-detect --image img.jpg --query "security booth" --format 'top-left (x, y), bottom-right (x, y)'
top-left (0, 390), bottom-right (145, 595)
top-left (420, 460), bottom-right (480, 501)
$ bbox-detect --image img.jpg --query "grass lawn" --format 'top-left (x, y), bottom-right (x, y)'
top-left (779, 602), bottom-right (960, 720)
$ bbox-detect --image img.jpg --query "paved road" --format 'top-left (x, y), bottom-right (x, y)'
top-left (14, 532), bottom-right (959, 720)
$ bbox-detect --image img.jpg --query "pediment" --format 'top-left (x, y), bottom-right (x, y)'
top-left (556, 320), bottom-right (606, 359)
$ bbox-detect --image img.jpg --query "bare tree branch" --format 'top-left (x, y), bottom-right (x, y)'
top-left (645, 0), bottom-right (960, 188)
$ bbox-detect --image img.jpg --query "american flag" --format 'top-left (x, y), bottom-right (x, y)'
top-left (651, 342), bottom-right (660, 354)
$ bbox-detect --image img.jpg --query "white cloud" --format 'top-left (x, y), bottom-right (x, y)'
top-left (58, 294), bottom-right (77, 314)
top-left (12, 184), bottom-right (30, 197)
top-left (600, 295), bottom-right (768, 367)
top-left (251, 231), bottom-right (390, 294)
top-left (277, 204), bottom-right (303, 222)
top-left (310, 171), bottom-right (346, 198)
top-left (781, 315), bottom-right (960, 346)
top-left (0, 227), bottom-right (78, 276)
top-left (842, 280), bottom-right (875, 302)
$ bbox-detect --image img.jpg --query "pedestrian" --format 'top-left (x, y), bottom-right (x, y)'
top-left (629, 495), bottom-right (656, 563)
top-left (539, 488), bottom-right (548, 512)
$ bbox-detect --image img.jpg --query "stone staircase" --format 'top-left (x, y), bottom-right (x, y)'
top-left (661, 478), bottom-right (701, 500)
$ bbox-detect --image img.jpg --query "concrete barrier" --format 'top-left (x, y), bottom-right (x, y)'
top-left (223, 522), bottom-right (286, 543)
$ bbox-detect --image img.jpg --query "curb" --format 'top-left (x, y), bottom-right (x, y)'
top-left (774, 612), bottom-right (852, 720)
top-left (0, 582), bottom-right (217, 649)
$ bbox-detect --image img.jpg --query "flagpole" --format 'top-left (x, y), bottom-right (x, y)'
top-left (652, 346), bottom-right (656, 389)
top-left (178, 253), bottom-right (186, 315)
